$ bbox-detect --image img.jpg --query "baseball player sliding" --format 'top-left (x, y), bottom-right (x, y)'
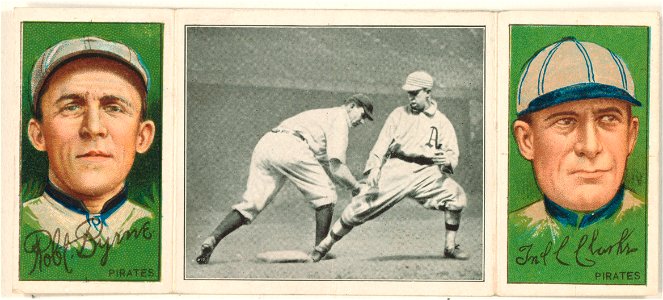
top-left (196, 94), bottom-right (374, 264)
top-left (311, 71), bottom-right (469, 262)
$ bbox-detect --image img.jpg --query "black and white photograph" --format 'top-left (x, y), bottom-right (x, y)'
top-left (184, 24), bottom-right (486, 281)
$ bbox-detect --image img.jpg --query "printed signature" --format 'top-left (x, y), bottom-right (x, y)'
top-left (515, 228), bottom-right (638, 267)
top-left (22, 220), bottom-right (152, 274)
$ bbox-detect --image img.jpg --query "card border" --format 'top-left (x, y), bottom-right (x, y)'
top-left (495, 10), bottom-right (660, 296)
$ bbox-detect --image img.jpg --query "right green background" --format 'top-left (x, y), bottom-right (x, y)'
top-left (507, 25), bottom-right (649, 284)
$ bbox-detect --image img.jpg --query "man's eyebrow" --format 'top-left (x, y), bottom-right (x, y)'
top-left (594, 106), bottom-right (625, 116)
top-left (544, 110), bottom-right (579, 121)
top-left (99, 95), bottom-right (135, 110)
top-left (54, 93), bottom-right (85, 104)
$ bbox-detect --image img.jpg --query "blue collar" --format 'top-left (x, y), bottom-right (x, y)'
top-left (543, 185), bottom-right (624, 228)
top-left (44, 181), bottom-right (128, 229)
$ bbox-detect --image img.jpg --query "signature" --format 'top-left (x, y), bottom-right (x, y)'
top-left (515, 228), bottom-right (638, 267)
top-left (22, 220), bottom-right (152, 274)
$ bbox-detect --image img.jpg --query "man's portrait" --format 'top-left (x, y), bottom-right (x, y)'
top-left (19, 23), bottom-right (163, 281)
top-left (507, 26), bottom-right (649, 285)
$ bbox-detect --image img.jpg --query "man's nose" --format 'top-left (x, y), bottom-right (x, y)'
top-left (79, 106), bottom-right (108, 139)
top-left (574, 120), bottom-right (602, 158)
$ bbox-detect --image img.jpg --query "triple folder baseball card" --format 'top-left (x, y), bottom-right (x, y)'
top-left (0, 5), bottom-right (659, 298)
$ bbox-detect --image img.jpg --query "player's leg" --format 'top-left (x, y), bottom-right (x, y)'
top-left (271, 136), bottom-right (338, 249)
top-left (196, 135), bottom-right (286, 264)
top-left (312, 161), bottom-right (411, 261)
top-left (413, 171), bottom-right (469, 260)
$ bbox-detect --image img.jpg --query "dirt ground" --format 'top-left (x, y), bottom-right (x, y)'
top-left (185, 185), bottom-right (484, 281)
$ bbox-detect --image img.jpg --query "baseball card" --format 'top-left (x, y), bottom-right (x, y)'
top-left (2, 8), bottom-right (174, 294)
top-left (174, 9), bottom-right (496, 296)
top-left (496, 12), bottom-right (660, 296)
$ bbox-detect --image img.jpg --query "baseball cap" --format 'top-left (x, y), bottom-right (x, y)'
top-left (30, 36), bottom-right (151, 117)
top-left (517, 37), bottom-right (640, 116)
top-left (402, 71), bottom-right (434, 91)
top-left (347, 93), bottom-right (374, 121)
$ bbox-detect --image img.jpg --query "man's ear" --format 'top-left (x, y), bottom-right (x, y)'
top-left (136, 120), bottom-right (156, 154)
top-left (627, 116), bottom-right (639, 155)
top-left (513, 120), bottom-right (534, 161)
top-left (27, 119), bottom-right (47, 152)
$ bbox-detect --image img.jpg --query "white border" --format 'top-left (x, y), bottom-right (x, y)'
top-left (173, 9), bottom-right (497, 296)
top-left (496, 11), bottom-right (660, 297)
top-left (3, 8), bottom-right (175, 295)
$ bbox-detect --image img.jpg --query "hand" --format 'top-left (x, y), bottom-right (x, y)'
top-left (431, 151), bottom-right (448, 166)
top-left (365, 168), bottom-right (380, 188)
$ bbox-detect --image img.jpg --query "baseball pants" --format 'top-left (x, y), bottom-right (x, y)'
top-left (233, 132), bottom-right (337, 223)
top-left (340, 158), bottom-right (467, 227)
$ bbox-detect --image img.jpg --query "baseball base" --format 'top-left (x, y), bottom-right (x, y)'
top-left (256, 250), bottom-right (312, 263)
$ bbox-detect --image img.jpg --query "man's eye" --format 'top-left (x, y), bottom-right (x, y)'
top-left (62, 104), bottom-right (81, 111)
top-left (599, 115), bottom-right (619, 123)
top-left (555, 118), bottom-right (575, 126)
top-left (104, 105), bottom-right (124, 113)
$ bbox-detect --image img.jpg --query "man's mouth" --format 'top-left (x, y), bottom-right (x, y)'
top-left (76, 150), bottom-right (112, 161)
top-left (569, 168), bottom-right (611, 179)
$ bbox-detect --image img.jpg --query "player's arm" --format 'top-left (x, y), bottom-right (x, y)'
top-left (363, 109), bottom-right (399, 186)
top-left (434, 117), bottom-right (460, 173)
top-left (328, 158), bottom-right (362, 195)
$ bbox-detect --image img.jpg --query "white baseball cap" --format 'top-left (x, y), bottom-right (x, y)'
top-left (30, 36), bottom-right (150, 117)
top-left (402, 71), bottom-right (434, 91)
top-left (517, 37), bottom-right (640, 116)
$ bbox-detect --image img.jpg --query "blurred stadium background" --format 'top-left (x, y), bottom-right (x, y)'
top-left (185, 26), bottom-right (485, 280)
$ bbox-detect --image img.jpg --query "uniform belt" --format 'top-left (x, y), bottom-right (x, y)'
top-left (390, 151), bottom-right (434, 165)
top-left (271, 128), bottom-right (306, 142)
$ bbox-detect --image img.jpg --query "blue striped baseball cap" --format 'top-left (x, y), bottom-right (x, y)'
top-left (31, 36), bottom-right (150, 118)
top-left (517, 37), bottom-right (640, 116)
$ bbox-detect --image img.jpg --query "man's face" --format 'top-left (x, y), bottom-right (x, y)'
top-left (513, 98), bottom-right (639, 212)
top-left (28, 56), bottom-right (155, 201)
top-left (348, 104), bottom-right (368, 127)
top-left (407, 89), bottom-right (429, 113)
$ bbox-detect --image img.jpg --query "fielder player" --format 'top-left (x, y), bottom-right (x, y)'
top-left (311, 71), bottom-right (469, 262)
top-left (196, 94), bottom-right (374, 264)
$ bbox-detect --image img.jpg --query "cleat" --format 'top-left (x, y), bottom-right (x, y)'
top-left (309, 246), bottom-right (328, 263)
top-left (444, 244), bottom-right (470, 260)
top-left (196, 236), bottom-right (216, 264)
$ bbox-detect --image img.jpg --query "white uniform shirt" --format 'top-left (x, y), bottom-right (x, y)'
top-left (365, 99), bottom-right (459, 173)
top-left (22, 183), bottom-right (153, 249)
top-left (278, 106), bottom-right (351, 163)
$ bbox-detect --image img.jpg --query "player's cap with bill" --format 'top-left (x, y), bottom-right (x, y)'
top-left (517, 36), bottom-right (640, 116)
top-left (402, 70), bottom-right (434, 91)
top-left (347, 93), bottom-right (374, 121)
top-left (30, 36), bottom-right (151, 114)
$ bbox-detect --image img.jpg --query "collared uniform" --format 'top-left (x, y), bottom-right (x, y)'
top-left (507, 186), bottom-right (647, 284)
top-left (22, 182), bottom-right (153, 249)
top-left (340, 100), bottom-right (467, 226)
top-left (508, 186), bottom-right (645, 241)
top-left (233, 106), bottom-right (352, 222)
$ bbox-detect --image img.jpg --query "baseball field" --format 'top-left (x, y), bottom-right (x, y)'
top-left (184, 27), bottom-right (485, 281)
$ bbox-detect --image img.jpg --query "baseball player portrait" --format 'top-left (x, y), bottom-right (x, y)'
top-left (195, 94), bottom-right (374, 264)
top-left (506, 31), bottom-right (650, 285)
top-left (509, 37), bottom-right (645, 239)
top-left (23, 36), bottom-right (156, 248)
top-left (311, 71), bottom-right (470, 262)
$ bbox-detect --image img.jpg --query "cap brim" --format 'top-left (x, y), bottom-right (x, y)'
top-left (518, 83), bottom-right (641, 116)
top-left (402, 84), bottom-right (422, 91)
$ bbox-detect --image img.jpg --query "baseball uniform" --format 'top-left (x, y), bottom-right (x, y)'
top-left (509, 186), bottom-right (645, 241)
top-left (22, 181), bottom-right (153, 249)
top-left (232, 106), bottom-right (353, 223)
top-left (339, 99), bottom-right (466, 227)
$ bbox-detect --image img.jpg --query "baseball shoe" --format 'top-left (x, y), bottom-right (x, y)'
top-left (309, 246), bottom-right (328, 263)
top-left (195, 236), bottom-right (216, 264)
top-left (444, 244), bottom-right (470, 260)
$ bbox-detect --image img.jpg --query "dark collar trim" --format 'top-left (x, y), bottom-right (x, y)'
top-left (543, 185), bottom-right (624, 228)
top-left (44, 181), bottom-right (128, 217)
